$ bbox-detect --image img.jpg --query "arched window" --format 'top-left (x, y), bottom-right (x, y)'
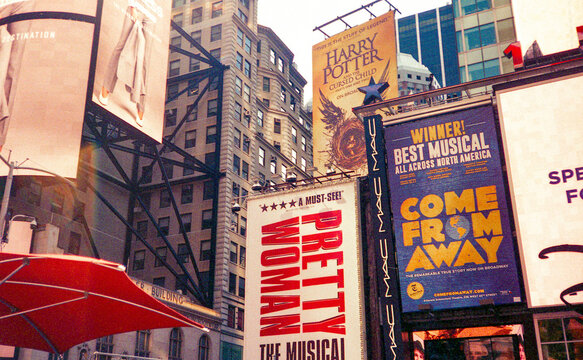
top-left (168, 328), bottom-right (183, 360)
top-left (198, 335), bottom-right (210, 360)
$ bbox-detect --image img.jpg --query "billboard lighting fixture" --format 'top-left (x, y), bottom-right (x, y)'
top-left (418, 304), bottom-right (432, 311)
top-left (479, 299), bottom-right (495, 306)
top-left (326, 167), bottom-right (336, 175)
top-left (231, 202), bottom-right (241, 213)
top-left (251, 181), bottom-right (263, 191)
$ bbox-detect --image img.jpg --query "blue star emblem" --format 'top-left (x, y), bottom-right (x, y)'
top-left (358, 77), bottom-right (389, 105)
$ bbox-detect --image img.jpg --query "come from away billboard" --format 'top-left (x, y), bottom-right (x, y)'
top-left (384, 106), bottom-right (522, 312)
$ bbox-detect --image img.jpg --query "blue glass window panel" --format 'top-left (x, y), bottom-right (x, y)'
top-left (461, 0), bottom-right (477, 15)
top-left (419, 9), bottom-right (443, 85)
top-left (440, 5), bottom-right (460, 86)
top-left (480, 23), bottom-right (497, 46)
top-left (453, 0), bottom-right (460, 17)
top-left (483, 58), bottom-right (500, 78)
top-left (476, 0), bottom-right (492, 12)
top-left (398, 16), bottom-right (419, 61)
top-left (468, 62), bottom-right (484, 81)
top-left (456, 31), bottom-right (464, 52)
top-left (464, 26), bottom-right (481, 50)
top-left (459, 66), bottom-right (467, 83)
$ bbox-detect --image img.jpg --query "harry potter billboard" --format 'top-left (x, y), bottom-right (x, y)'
top-left (384, 106), bottom-right (522, 312)
top-left (312, 11), bottom-right (398, 176)
top-left (244, 181), bottom-right (367, 360)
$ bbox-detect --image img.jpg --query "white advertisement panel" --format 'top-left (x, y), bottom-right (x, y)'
top-left (244, 180), bottom-right (366, 360)
top-left (512, 0), bottom-right (583, 56)
top-left (497, 73), bottom-right (583, 308)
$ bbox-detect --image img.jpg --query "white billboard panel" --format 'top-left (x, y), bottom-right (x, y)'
top-left (497, 73), bottom-right (583, 308)
top-left (512, 0), bottom-right (583, 56)
top-left (244, 180), bottom-right (366, 360)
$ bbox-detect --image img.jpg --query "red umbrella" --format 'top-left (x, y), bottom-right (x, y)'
top-left (0, 252), bottom-right (208, 353)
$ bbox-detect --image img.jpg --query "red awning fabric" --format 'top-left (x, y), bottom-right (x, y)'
top-left (0, 252), bottom-right (208, 353)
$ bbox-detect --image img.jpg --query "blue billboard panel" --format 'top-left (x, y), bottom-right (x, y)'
top-left (384, 106), bottom-right (522, 312)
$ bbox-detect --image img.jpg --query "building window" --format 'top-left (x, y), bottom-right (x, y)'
top-left (200, 240), bottom-right (211, 261)
top-left (237, 28), bottom-right (244, 47)
top-left (242, 134), bottom-right (250, 153)
top-left (270, 49), bottom-right (276, 64)
top-left (189, 57), bottom-right (200, 72)
top-left (301, 157), bottom-right (307, 172)
top-left (169, 61), bottom-right (179, 77)
top-left (257, 109), bottom-right (264, 127)
top-left (240, 0), bottom-right (249, 8)
top-left (162, 161), bottom-right (174, 180)
top-left (244, 36), bottom-right (251, 54)
top-left (236, 52), bottom-right (243, 71)
top-left (290, 97), bottom-right (296, 111)
top-left (270, 158), bottom-right (277, 174)
top-left (165, 108), bottom-right (177, 127)
top-left (186, 104), bottom-right (197, 122)
top-left (280, 86), bottom-right (286, 102)
top-left (240, 216), bottom-right (246, 236)
top-left (239, 246), bottom-right (246, 268)
top-left (227, 305), bottom-right (236, 328)
top-left (170, 36), bottom-right (181, 52)
top-left (172, 13), bottom-right (183, 27)
top-left (191, 7), bottom-right (202, 24)
top-left (281, 164), bottom-right (287, 179)
top-left (206, 125), bottom-right (217, 143)
top-left (188, 79), bottom-right (199, 95)
top-left (234, 128), bottom-right (241, 148)
top-left (230, 241), bottom-right (238, 263)
top-left (160, 189), bottom-right (171, 208)
top-left (190, 30), bottom-right (201, 46)
top-left (185, 130), bottom-right (196, 148)
top-left (241, 161), bottom-right (249, 180)
top-left (205, 152), bottom-right (216, 168)
top-left (184, 157), bottom-right (195, 175)
top-left (262, 77), bottom-right (270, 92)
top-left (202, 209), bottom-right (213, 229)
top-left (211, 1), bottom-right (222, 18)
top-left (243, 84), bottom-right (250, 102)
top-left (258, 147), bottom-right (265, 166)
top-left (263, 98), bottom-right (270, 107)
top-left (210, 24), bottom-right (222, 42)
top-left (291, 149), bottom-right (297, 164)
top-left (153, 277), bottom-right (165, 287)
top-left (155, 246), bottom-right (167, 267)
top-left (238, 277), bottom-right (245, 298)
top-left (237, 308), bottom-right (244, 330)
top-left (158, 217), bottom-right (170, 236)
top-left (135, 330), bottom-right (150, 357)
top-left (291, 127), bottom-right (297, 143)
top-left (198, 335), bottom-right (210, 360)
top-left (235, 76), bottom-right (242, 95)
top-left (538, 316), bottom-right (583, 360)
top-left (172, 0), bottom-right (185, 7)
top-left (96, 336), bottom-right (114, 360)
top-left (233, 154), bottom-right (241, 175)
top-left (274, 118), bottom-right (281, 134)
top-left (133, 250), bottom-right (145, 270)
top-left (136, 220), bottom-right (148, 240)
top-left (229, 273), bottom-right (237, 294)
top-left (181, 184), bottom-right (193, 204)
top-left (244, 60), bottom-right (251, 77)
top-left (177, 243), bottom-right (189, 263)
top-left (464, 22), bottom-right (496, 51)
top-left (203, 180), bottom-right (214, 200)
top-left (277, 57), bottom-right (285, 72)
top-left (180, 213), bottom-right (192, 233)
top-left (207, 99), bottom-right (218, 117)
top-left (238, 9), bottom-right (248, 23)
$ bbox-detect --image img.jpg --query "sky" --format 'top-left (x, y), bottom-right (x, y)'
top-left (258, 0), bottom-right (451, 104)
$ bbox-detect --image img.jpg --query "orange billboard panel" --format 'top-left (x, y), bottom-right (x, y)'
top-left (312, 11), bottom-right (397, 175)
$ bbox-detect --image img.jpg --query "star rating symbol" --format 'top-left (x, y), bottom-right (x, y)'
top-left (280, 201), bottom-right (287, 209)
top-left (289, 199), bottom-right (297, 207)
top-left (358, 77), bottom-right (389, 105)
top-left (261, 204), bottom-right (268, 212)
top-left (270, 202), bottom-right (278, 211)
